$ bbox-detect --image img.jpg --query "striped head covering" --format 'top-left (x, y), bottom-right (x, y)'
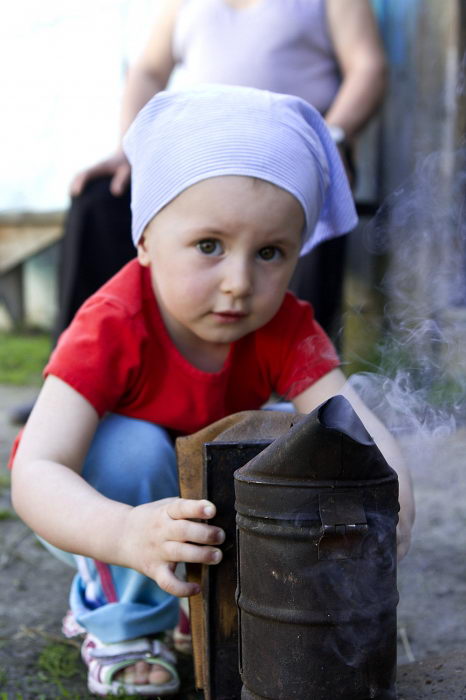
top-left (123, 84), bottom-right (357, 255)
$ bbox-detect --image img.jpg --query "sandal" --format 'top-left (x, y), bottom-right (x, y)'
top-left (81, 633), bottom-right (180, 697)
top-left (62, 609), bottom-right (86, 639)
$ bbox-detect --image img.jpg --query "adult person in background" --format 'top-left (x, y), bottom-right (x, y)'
top-left (66, 0), bottom-right (386, 336)
top-left (10, 0), bottom-right (386, 424)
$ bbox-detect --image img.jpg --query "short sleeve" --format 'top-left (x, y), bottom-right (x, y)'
top-left (44, 297), bottom-right (144, 416)
top-left (262, 293), bottom-right (340, 399)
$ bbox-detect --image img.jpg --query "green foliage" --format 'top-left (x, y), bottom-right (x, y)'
top-left (0, 644), bottom-right (166, 699)
top-left (0, 332), bottom-right (50, 385)
top-left (0, 665), bottom-right (7, 687)
top-left (38, 643), bottom-right (80, 680)
top-left (0, 509), bottom-right (16, 521)
top-left (0, 474), bottom-right (11, 487)
top-left (344, 320), bottom-right (466, 418)
top-left (36, 643), bottom-right (81, 698)
top-left (33, 642), bottom-right (155, 699)
top-left (0, 474), bottom-right (11, 496)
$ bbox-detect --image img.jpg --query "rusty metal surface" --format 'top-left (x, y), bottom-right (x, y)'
top-left (235, 396), bottom-right (399, 700)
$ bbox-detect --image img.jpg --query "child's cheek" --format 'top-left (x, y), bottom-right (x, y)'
top-left (173, 272), bottom-right (211, 309)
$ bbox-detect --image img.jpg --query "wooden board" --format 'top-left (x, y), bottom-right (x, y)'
top-left (0, 212), bottom-right (64, 274)
top-left (202, 441), bottom-right (272, 700)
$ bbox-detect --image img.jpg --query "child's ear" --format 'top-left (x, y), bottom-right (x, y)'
top-left (137, 234), bottom-right (150, 267)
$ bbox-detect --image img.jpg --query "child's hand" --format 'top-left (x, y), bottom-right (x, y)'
top-left (120, 497), bottom-right (225, 597)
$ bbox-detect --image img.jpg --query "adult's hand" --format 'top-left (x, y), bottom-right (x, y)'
top-left (70, 151), bottom-right (131, 198)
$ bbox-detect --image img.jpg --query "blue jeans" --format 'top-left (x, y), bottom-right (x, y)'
top-left (42, 414), bottom-right (180, 643)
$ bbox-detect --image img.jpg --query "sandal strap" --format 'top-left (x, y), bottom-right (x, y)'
top-left (88, 637), bottom-right (176, 666)
top-left (96, 655), bottom-right (178, 687)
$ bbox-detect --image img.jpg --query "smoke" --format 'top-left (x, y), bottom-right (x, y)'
top-left (343, 147), bottom-right (466, 459)
top-left (364, 147), bottom-right (466, 308)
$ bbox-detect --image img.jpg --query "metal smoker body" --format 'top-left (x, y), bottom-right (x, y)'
top-left (234, 396), bottom-right (399, 700)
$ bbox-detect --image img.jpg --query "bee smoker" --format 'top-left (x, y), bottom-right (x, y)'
top-left (234, 395), bottom-right (399, 700)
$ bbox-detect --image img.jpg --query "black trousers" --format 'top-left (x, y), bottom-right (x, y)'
top-left (289, 236), bottom-right (346, 345)
top-left (54, 176), bottom-right (346, 344)
top-left (54, 177), bottom-right (135, 342)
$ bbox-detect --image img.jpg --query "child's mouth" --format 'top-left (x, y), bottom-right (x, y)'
top-left (212, 311), bottom-right (247, 323)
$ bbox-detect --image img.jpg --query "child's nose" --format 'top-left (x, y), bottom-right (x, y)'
top-left (220, 257), bottom-right (253, 298)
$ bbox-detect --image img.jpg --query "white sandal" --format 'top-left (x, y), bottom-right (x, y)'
top-left (81, 633), bottom-right (180, 697)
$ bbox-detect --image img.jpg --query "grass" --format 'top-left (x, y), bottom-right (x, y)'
top-left (0, 331), bottom-right (51, 385)
top-left (0, 474), bottom-right (11, 494)
top-left (0, 509), bottom-right (16, 521)
top-left (34, 643), bottom-right (87, 699)
top-left (37, 642), bottom-right (80, 687)
top-left (0, 641), bottom-right (162, 700)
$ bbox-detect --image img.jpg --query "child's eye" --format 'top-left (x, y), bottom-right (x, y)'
top-left (197, 239), bottom-right (223, 256)
top-left (257, 246), bottom-right (282, 261)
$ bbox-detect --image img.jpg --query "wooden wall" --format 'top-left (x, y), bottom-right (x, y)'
top-left (0, 213), bottom-right (63, 329)
top-left (343, 0), bottom-right (465, 372)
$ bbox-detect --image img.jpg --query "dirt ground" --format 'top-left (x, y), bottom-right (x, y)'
top-left (1, 383), bottom-right (465, 699)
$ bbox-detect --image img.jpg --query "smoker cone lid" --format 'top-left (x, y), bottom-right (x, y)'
top-left (234, 395), bottom-right (396, 485)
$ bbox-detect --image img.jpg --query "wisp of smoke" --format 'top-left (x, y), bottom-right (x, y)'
top-left (344, 147), bottom-right (466, 455)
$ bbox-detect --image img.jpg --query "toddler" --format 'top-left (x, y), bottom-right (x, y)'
top-left (11, 85), bottom-right (414, 697)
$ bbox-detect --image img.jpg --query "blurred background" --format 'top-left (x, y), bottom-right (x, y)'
top-left (0, 2), bottom-right (465, 697)
top-left (0, 0), bottom-right (157, 342)
top-left (0, 0), bottom-right (464, 385)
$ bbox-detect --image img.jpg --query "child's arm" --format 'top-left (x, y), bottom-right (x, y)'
top-left (11, 375), bottom-right (224, 597)
top-left (71, 0), bottom-right (183, 197)
top-left (292, 368), bottom-right (415, 561)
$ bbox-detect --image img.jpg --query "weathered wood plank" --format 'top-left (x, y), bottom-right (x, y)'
top-left (0, 212), bottom-right (64, 274)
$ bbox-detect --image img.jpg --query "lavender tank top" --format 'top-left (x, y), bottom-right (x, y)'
top-left (172, 0), bottom-right (341, 115)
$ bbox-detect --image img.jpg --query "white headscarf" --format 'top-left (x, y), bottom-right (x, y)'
top-left (123, 84), bottom-right (357, 255)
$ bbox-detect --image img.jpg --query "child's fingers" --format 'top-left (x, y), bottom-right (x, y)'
top-left (168, 518), bottom-right (225, 546)
top-left (155, 565), bottom-right (201, 598)
top-left (163, 541), bottom-right (223, 567)
top-left (166, 498), bottom-right (217, 521)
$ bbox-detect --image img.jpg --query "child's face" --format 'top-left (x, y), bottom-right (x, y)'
top-left (137, 176), bottom-right (304, 361)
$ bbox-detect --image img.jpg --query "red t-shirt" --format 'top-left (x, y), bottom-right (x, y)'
top-left (44, 260), bottom-right (339, 436)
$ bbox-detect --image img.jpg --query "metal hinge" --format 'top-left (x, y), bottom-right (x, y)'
top-left (318, 491), bottom-right (368, 560)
